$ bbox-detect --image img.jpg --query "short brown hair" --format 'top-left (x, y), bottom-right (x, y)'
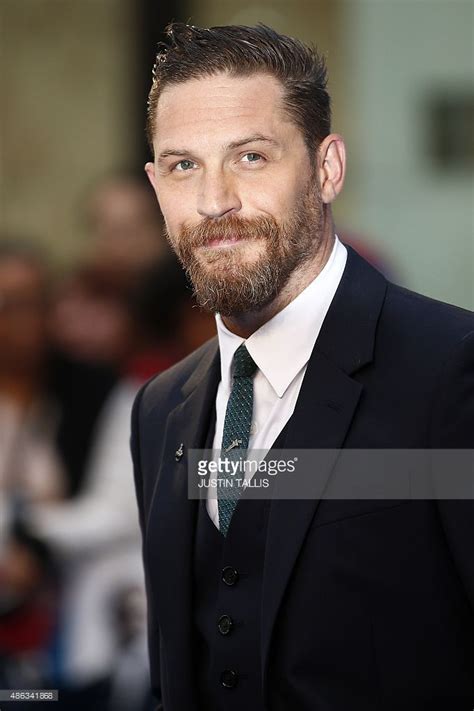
top-left (146, 23), bottom-right (331, 155)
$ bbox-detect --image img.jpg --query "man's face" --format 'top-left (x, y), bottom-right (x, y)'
top-left (146, 72), bottom-right (324, 315)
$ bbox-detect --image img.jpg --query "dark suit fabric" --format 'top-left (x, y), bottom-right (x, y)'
top-left (131, 246), bottom-right (474, 711)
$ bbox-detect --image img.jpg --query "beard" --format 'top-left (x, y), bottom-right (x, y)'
top-left (165, 178), bottom-right (324, 316)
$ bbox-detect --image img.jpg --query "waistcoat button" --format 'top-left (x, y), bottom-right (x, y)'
top-left (220, 669), bottom-right (238, 688)
top-left (217, 614), bottom-right (234, 635)
top-left (222, 566), bottom-right (239, 586)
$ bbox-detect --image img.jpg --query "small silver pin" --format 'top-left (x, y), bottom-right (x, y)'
top-left (175, 443), bottom-right (184, 461)
top-left (224, 438), bottom-right (242, 453)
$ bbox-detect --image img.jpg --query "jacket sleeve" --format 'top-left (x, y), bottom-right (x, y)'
top-left (431, 330), bottom-right (474, 610)
top-left (131, 384), bottom-right (164, 711)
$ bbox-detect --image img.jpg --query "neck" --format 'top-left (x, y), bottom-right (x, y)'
top-left (221, 216), bottom-right (336, 339)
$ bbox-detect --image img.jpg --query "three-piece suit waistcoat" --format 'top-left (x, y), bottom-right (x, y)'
top-left (193, 417), bottom-right (288, 711)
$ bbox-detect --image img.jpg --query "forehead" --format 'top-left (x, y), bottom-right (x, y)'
top-left (153, 72), bottom-right (292, 148)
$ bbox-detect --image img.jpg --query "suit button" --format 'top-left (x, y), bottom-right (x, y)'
top-left (217, 614), bottom-right (233, 635)
top-left (220, 669), bottom-right (238, 688)
top-left (222, 566), bottom-right (239, 586)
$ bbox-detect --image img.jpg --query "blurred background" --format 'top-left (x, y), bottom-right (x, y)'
top-left (0, 0), bottom-right (472, 709)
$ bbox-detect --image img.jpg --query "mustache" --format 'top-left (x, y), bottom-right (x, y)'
top-left (178, 214), bottom-right (279, 249)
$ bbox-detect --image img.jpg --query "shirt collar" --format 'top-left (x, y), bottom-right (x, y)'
top-left (215, 236), bottom-right (347, 397)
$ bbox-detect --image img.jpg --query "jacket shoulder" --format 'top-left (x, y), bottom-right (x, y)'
top-left (381, 281), bottom-right (473, 356)
top-left (136, 336), bottom-right (218, 417)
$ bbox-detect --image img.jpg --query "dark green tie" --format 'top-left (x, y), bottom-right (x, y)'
top-left (218, 343), bottom-right (258, 536)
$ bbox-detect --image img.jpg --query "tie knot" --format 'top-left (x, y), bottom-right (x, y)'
top-left (232, 343), bottom-right (257, 378)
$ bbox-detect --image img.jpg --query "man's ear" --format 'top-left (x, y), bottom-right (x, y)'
top-left (316, 134), bottom-right (346, 204)
top-left (144, 161), bottom-right (158, 196)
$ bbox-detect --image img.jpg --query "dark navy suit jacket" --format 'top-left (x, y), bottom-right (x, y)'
top-left (131, 246), bottom-right (474, 711)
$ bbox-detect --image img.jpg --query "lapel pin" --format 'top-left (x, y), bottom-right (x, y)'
top-left (175, 443), bottom-right (184, 461)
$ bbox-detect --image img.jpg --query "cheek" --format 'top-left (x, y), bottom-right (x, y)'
top-left (241, 191), bottom-right (296, 222)
top-left (239, 171), bottom-right (305, 217)
top-left (156, 188), bottom-right (192, 236)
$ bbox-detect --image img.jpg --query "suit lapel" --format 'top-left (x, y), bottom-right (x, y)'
top-left (261, 246), bottom-right (388, 687)
top-left (144, 340), bottom-right (220, 709)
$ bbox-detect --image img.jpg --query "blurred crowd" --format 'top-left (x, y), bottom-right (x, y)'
top-left (0, 173), bottom-right (215, 711)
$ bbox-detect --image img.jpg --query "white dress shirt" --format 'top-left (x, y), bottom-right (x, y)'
top-left (208, 235), bottom-right (348, 529)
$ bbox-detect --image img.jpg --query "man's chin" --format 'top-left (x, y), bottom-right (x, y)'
top-left (197, 257), bottom-right (255, 276)
top-left (189, 270), bottom-right (280, 316)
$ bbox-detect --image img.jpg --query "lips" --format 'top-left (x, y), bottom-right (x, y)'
top-left (204, 236), bottom-right (243, 248)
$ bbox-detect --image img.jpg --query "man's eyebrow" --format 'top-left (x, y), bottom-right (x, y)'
top-left (225, 134), bottom-right (279, 150)
top-left (157, 134), bottom-right (279, 162)
top-left (157, 149), bottom-right (193, 162)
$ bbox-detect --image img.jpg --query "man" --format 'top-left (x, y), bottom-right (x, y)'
top-left (131, 23), bottom-right (474, 711)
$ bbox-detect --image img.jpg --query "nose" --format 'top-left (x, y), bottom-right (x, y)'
top-left (197, 169), bottom-right (241, 219)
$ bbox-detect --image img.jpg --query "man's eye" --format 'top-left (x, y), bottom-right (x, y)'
top-left (241, 153), bottom-right (263, 164)
top-left (174, 160), bottom-right (196, 171)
